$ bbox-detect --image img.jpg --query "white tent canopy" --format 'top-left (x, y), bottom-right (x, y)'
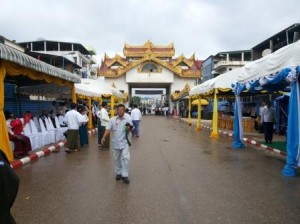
top-left (189, 77), bottom-right (216, 96)
top-left (75, 78), bottom-right (123, 98)
top-left (189, 67), bottom-right (242, 96)
top-left (237, 40), bottom-right (300, 83)
top-left (190, 40), bottom-right (300, 97)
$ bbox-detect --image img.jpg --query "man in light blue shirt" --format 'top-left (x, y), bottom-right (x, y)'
top-left (101, 104), bottom-right (133, 184)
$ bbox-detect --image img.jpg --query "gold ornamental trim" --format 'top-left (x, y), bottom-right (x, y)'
top-left (123, 40), bottom-right (175, 57)
top-left (171, 53), bottom-right (194, 67)
top-left (171, 83), bottom-right (191, 101)
top-left (106, 54), bottom-right (128, 67)
top-left (99, 55), bottom-right (200, 78)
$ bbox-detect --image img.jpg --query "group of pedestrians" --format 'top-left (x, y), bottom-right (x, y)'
top-left (63, 102), bottom-right (142, 184)
top-left (63, 103), bottom-right (89, 153)
top-left (0, 103), bottom-right (141, 223)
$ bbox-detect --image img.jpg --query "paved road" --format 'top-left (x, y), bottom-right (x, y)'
top-left (12, 116), bottom-right (300, 224)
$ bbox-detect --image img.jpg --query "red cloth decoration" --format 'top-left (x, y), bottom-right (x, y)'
top-left (10, 119), bottom-right (23, 135)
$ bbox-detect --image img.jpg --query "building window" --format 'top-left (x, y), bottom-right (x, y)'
top-left (141, 63), bottom-right (159, 73)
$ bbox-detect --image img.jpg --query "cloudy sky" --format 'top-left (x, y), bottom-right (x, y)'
top-left (1, 0), bottom-right (299, 64)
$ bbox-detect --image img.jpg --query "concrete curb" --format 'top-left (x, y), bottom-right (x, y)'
top-left (181, 119), bottom-right (286, 158)
top-left (10, 140), bottom-right (67, 169)
top-left (10, 128), bottom-right (98, 170)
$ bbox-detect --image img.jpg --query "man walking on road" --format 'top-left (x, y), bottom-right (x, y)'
top-left (101, 104), bottom-right (133, 184)
top-left (98, 102), bottom-right (110, 149)
top-left (64, 103), bottom-right (88, 153)
top-left (131, 104), bottom-right (142, 137)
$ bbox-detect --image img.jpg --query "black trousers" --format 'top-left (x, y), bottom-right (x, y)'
top-left (263, 122), bottom-right (273, 142)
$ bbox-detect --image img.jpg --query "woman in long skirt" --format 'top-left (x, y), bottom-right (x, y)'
top-left (97, 109), bottom-right (102, 147)
top-left (78, 105), bottom-right (89, 147)
top-left (79, 123), bottom-right (88, 147)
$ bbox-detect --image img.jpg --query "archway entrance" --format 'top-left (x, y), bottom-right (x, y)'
top-left (128, 83), bottom-right (171, 114)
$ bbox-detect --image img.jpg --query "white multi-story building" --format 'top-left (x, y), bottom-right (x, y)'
top-left (18, 39), bottom-right (97, 78)
top-left (212, 50), bottom-right (251, 76)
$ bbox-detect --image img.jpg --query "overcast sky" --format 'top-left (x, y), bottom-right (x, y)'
top-left (1, 0), bottom-right (299, 64)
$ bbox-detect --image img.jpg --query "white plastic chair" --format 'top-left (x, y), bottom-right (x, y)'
top-left (33, 117), bottom-right (41, 132)
top-left (56, 116), bottom-right (68, 133)
top-left (23, 123), bottom-right (38, 150)
top-left (45, 117), bottom-right (56, 143)
top-left (54, 116), bottom-right (65, 141)
top-left (48, 117), bottom-right (55, 130)
top-left (30, 119), bottom-right (43, 149)
top-left (39, 118), bottom-right (51, 145)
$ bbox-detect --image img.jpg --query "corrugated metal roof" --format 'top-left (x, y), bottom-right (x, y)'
top-left (0, 43), bottom-right (81, 83)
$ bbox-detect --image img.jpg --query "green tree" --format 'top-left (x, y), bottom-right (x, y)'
top-left (131, 96), bottom-right (141, 106)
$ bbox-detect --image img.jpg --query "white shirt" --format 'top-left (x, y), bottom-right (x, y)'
top-left (131, 108), bottom-right (142, 121)
top-left (63, 109), bottom-right (88, 130)
top-left (58, 115), bottom-right (65, 126)
top-left (259, 106), bottom-right (266, 116)
top-left (106, 115), bottom-right (133, 150)
top-left (100, 108), bottom-right (110, 127)
top-left (261, 107), bottom-right (275, 123)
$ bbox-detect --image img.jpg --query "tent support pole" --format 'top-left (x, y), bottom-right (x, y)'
top-left (71, 84), bottom-right (77, 103)
top-left (0, 61), bottom-right (13, 161)
top-left (110, 95), bottom-right (115, 117)
top-left (210, 89), bottom-right (219, 138)
top-left (196, 96), bottom-right (202, 131)
top-left (188, 96), bottom-right (192, 126)
top-left (88, 97), bottom-right (93, 129)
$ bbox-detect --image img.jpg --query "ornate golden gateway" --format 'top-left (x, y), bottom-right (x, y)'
top-left (99, 41), bottom-right (202, 79)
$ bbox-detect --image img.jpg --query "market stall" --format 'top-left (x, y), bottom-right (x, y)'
top-left (232, 40), bottom-right (300, 176)
top-left (0, 43), bottom-right (80, 161)
top-left (189, 67), bottom-right (242, 136)
top-left (19, 78), bottom-right (123, 129)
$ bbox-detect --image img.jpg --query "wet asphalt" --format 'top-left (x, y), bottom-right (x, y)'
top-left (12, 116), bottom-right (300, 224)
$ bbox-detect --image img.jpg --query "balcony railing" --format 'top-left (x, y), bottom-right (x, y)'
top-left (214, 60), bottom-right (250, 69)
